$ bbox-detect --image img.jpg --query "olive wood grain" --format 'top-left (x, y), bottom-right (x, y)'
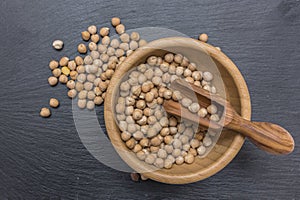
top-left (164, 79), bottom-right (294, 155)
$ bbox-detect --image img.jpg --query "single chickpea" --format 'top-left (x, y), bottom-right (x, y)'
top-left (163, 90), bottom-right (172, 99)
top-left (172, 90), bottom-right (182, 101)
top-left (145, 92), bottom-right (155, 102)
top-left (89, 42), bottom-right (98, 51)
top-left (203, 71), bottom-right (213, 81)
top-left (81, 31), bottom-right (90, 41)
top-left (207, 104), bottom-right (218, 114)
top-left (150, 136), bottom-right (161, 146)
top-left (136, 150), bottom-right (146, 161)
top-left (172, 149), bottom-right (181, 157)
top-left (120, 33), bottom-right (130, 43)
top-left (52, 40), bottom-right (64, 50)
top-left (184, 68), bottom-right (192, 77)
top-left (164, 53), bottom-right (174, 63)
top-left (145, 154), bottom-right (155, 164)
top-left (210, 114), bottom-right (220, 122)
top-left (194, 81), bottom-right (201, 87)
top-left (49, 60), bottom-right (59, 70)
top-left (138, 39), bottom-right (147, 47)
top-left (116, 24), bottom-right (125, 34)
top-left (49, 98), bottom-right (59, 108)
top-left (129, 41), bottom-right (138, 50)
top-left (174, 54), bottom-right (183, 64)
top-left (199, 33), bottom-right (208, 43)
top-left (184, 153), bottom-right (195, 164)
top-left (188, 103), bottom-right (200, 113)
top-left (197, 145), bottom-right (206, 155)
top-left (48, 76), bottom-right (58, 86)
top-left (164, 135), bottom-right (173, 144)
top-left (88, 25), bottom-right (97, 34)
top-left (147, 56), bottom-right (157, 66)
top-left (40, 108), bottom-right (51, 118)
top-left (94, 96), bottom-right (103, 105)
top-left (75, 82), bottom-right (84, 91)
top-left (133, 144), bottom-right (142, 153)
top-left (133, 131), bottom-right (144, 141)
top-left (126, 138), bottom-right (136, 149)
top-left (91, 34), bottom-right (100, 43)
top-left (160, 127), bottom-right (170, 137)
top-left (130, 32), bottom-right (140, 41)
top-left (102, 36), bottom-right (110, 45)
top-left (99, 27), bottom-right (110, 37)
top-left (68, 89), bottom-right (77, 99)
top-left (173, 138), bottom-right (182, 149)
top-left (77, 43), bottom-right (87, 54)
top-left (140, 138), bottom-right (149, 147)
top-left (203, 135), bottom-right (212, 147)
top-left (132, 109), bottom-right (143, 120)
top-left (198, 108), bottom-right (208, 118)
top-left (86, 101), bottom-right (95, 110)
top-left (77, 99), bottom-right (87, 109)
top-left (59, 74), bottom-right (68, 84)
top-left (111, 17), bottom-right (121, 26)
top-left (136, 100), bottom-right (146, 109)
top-left (181, 97), bottom-right (192, 107)
top-left (175, 156), bottom-right (184, 165)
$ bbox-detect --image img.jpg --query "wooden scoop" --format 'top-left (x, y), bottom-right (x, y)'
top-left (164, 79), bottom-right (294, 155)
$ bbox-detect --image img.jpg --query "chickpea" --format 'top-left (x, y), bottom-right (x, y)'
top-left (199, 33), bottom-right (208, 42)
top-left (48, 76), bottom-right (58, 86)
top-left (81, 31), bottom-right (90, 41)
top-left (116, 24), bottom-right (125, 34)
top-left (99, 27), bottom-right (109, 37)
top-left (49, 98), bottom-right (59, 108)
top-left (40, 107), bottom-right (51, 118)
top-left (111, 17), bottom-right (121, 26)
top-left (68, 89), bottom-right (77, 99)
top-left (91, 34), bottom-right (100, 43)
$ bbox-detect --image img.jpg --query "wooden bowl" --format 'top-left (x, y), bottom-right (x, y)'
top-left (104, 37), bottom-right (251, 184)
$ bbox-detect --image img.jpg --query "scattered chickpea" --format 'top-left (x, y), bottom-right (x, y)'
top-left (59, 57), bottom-right (69, 66)
top-left (99, 27), bottom-right (110, 37)
top-left (111, 17), bottom-right (121, 26)
top-left (91, 34), bottom-right (100, 43)
top-left (78, 43), bottom-right (87, 54)
top-left (52, 68), bottom-right (61, 77)
top-left (49, 60), bottom-right (59, 70)
top-left (48, 76), bottom-right (58, 86)
top-left (68, 89), bottom-right (77, 99)
top-left (116, 24), bottom-right (125, 34)
top-left (198, 108), bottom-right (208, 118)
top-left (81, 31), bottom-right (90, 41)
top-left (207, 104), bottom-right (218, 114)
top-left (188, 103), bottom-right (200, 113)
top-left (184, 153), bottom-right (194, 164)
top-left (40, 108), bottom-right (51, 118)
top-left (88, 25), bottom-right (97, 34)
top-left (198, 33), bottom-right (208, 43)
top-left (61, 66), bottom-right (70, 76)
top-left (49, 98), bottom-right (59, 108)
top-left (52, 40), bottom-right (64, 50)
top-left (130, 32), bottom-right (140, 41)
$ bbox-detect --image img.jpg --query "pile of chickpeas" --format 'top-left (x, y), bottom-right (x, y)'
top-left (41, 17), bottom-right (148, 117)
top-left (115, 53), bottom-right (221, 169)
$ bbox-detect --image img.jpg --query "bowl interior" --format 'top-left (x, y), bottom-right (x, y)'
top-left (105, 37), bottom-right (251, 184)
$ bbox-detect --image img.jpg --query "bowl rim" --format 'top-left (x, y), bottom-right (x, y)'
top-left (104, 37), bottom-right (251, 184)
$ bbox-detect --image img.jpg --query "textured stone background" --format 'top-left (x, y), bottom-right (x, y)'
top-left (0, 0), bottom-right (299, 199)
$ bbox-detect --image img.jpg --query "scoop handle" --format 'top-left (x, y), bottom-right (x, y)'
top-left (228, 116), bottom-right (294, 155)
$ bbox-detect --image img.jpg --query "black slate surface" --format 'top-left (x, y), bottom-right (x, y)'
top-left (0, 0), bottom-right (300, 199)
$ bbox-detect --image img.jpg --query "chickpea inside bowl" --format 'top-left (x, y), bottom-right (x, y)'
top-left (104, 37), bottom-right (251, 184)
